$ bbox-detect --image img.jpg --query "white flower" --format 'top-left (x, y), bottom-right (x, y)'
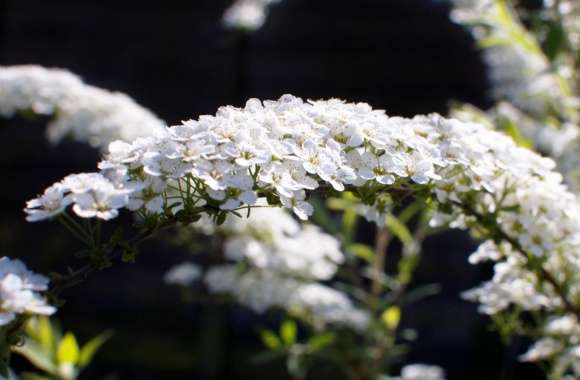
top-left (280, 190), bottom-right (313, 220)
top-left (224, 141), bottom-right (271, 167)
top-left (25, 183), bottom-right (71, 222)
top-left (294, 140), bottom-right (332, 176)
top-left (356, 152), bottom-right (396, 185)
top-left (222, 0), bottom-right (283, 31)
top-left (65, 175), bottom-right (132, 220)
top-left (0, 257), bottom-right (55, 325)
top-left (258, 162), bottom-right (301, 197)
top-left (71, 188), bottom-right (130, 220)
top-left (221, 172), bottom-right (258, 210)
top-left (520, 337), bottom-right (562, 362)
top-left (164, 262), bottom-right (202, 286)
top-left (127, 175), bottom-right (166, 213)
top-left (468, 241), bottom-right (503, 264)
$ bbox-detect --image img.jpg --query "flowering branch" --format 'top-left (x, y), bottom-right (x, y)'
top-left (23, 95), bottom-right (580, 378)
top-left (456, 200), bottom-right (580, 319)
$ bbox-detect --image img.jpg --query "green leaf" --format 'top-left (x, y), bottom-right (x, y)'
top-left (385, 214), bottom-right (413, 245)
top-left (280, 320), bottom-right (297, 346)
top-left (544, 21), bottom-right (565, 61)
top-left (499, 118), bottom-right (533, 149)
top-left (78, 330), bottom-right (113, 368)
top-left (307, 333), bottom-right (335, 351)
top-left (326, 198), bottom-right (351, 211)
top-left (399, 284), bottom-right (441, 306)
top-left (310, 197), bottom-right (339, 234)
top-left (37, 317), bottom-right (54, 353)
top-left (258, 329), bottom-right (281, 350)
top-left (381, 306), bottom-right (401, 330)
top-left (397, 255), bottom-right (420, 285)
top-left (215, 212), bottom-right (227, 226)
top-left (13, 341), bottom-right (56, 374)
top-left (346, 243), bottom-right (374, 264)
top-left (341, 208), bottom-right (358, 245)
top-left (56, 333), bottom-right (79, 365)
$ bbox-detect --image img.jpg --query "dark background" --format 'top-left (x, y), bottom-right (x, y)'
top-left (0, 0), bottom-right (545, 379)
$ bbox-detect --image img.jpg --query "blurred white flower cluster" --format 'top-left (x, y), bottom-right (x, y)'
top-left (450, 0), bottom-right (580, 189)
top-left (0, 257), bottom-right (55, 326)
top-left (451, 0), bottom-right (573, 116)
top-left (394, 364), bottom-right (446, 380)
top-left (26, 95), bottom-right (580, 369)
top-left (163, 262), bottom-right (202, 287)
top-left (519, 314), bottom-right (580, 376)
top-left (547, 0), bottom-right (580, 51)
top-left (222, 0), bottom-right (282, 31)
top-left (0, 65), bottom-right (165, 149)
top-left (451, 1), bottom-right (580, 375)
top-left (168, 206), bottom-right (370, 330)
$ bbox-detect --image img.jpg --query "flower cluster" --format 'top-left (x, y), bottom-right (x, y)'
top-left (450, 0), bottom-right (580, 188)
top-left (0, 257), bottom-right (55, 326)
top-left (164, 262), bottom-right (202, 287)
top-left (222, 0), bottom-right (282, 31)
top-left (25, 173), bottom-right (133, 222)
top-left (0, 65), bottom-right (165, 149)
top-left (25, 95), bottom-right (580, 368)
top-left (451, 1), bottom-right (580, 374)
top-left (519, 314), bottom-right (580, 376)
top-left (546, 0), bottom-right (580, 51)
top-left (205, 266), bottom-right (369, 330)
top-left (208, 205), bottom-right (344, 280)
top-left (451, 0), bottom-right (574, 117)
top-left (394, 364), bottom-right (446, 380)
top-left (167, 206), bottom-right (369, 330)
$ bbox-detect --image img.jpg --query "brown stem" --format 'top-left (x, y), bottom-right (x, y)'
top-left (371, 227), bottom-right (389, 298)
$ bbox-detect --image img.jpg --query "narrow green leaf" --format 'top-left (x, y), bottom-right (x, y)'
top-left (307, 333), bottom-right (335, 351)
top-left (310, 197), bottom-right (339, 234)
top-left (258, 329), bottom-right (281, 350)
top-left (499, 118), bottom-right (533, 149)
top-left (56, 333), bottom-right (79, 365)
top-left (37, 317), bottom-right (54, 353)
top-left (544, 21), bottom-right (565, 61)
top-left (385, 214), bottom-right (413, 245)
top-left (341, 208), bottom-right (358, 245)
top-left (347, 243), bottom-right (375, 264)
top-left (326, 198), bottom-right (351, 211)
top-left (398, 255), bottom-right (420, 285)
top-left (13, 341), bottom-right (56, 374)
top-left (78, 330), bottom-right (113, 368)
top-left (280, 320), bottom-right (297, 346)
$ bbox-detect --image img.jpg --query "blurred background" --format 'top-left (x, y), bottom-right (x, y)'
top-left (0, 0), bottom-right (546, 379)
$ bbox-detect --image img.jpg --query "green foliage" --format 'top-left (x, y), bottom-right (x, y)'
top-left (14, 317), bottom-right (112, 380)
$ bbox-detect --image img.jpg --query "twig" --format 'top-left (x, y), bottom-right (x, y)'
top-left (371, 227), bottom-right (389, 298)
